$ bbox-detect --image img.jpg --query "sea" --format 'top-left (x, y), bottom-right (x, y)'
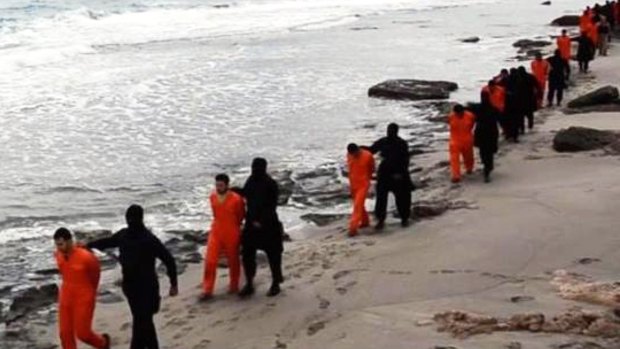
top-left (0, 0), bottom-right (592, 308)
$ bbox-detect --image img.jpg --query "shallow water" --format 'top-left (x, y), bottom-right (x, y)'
top-left (0, 0), bottom-right (593, 302)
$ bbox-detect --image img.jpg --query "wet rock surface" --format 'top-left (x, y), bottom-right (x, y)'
top-left (300, 213), bottom-right (349, 227)
top-left (460, 36), bottom-right (480, 43)
top-left (567, 86), bottom-right (620, 109)
top-left (368, 79), bottom-right (458, 101)
top-left (551, 15), bottom-right (581, 26)
top-left (5, 284), bottom-right (58, 324)
top-left (513, 39), bottom-right (552, 49)
top-left (552, 127), bottom-right (620, 153)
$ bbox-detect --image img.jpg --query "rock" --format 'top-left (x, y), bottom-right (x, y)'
top-left (273, 170), bottom-right (294, 205)
top-left (292, 166), bottom-right (349, 207)
top-left (164, 237), bottom-right (199, 256)
top-left (506, 342), bottom-right (522, 349)
top-left (165, 229), bottom-right (207, 245)
top-left (180, 252), bottom-right (202, 264)
top-left (350, 26), bottom-right (378, 31)
top-left (368, 79), bottom-right (458, 101)
top-left (412, 200), bottom-right (450, 219)
top-left (34, 268), bottom-right (59, 276)
top-left (7, 284), bottom-right (58, 323)
top-left (282, 232), bottom-right (292, 242)
top-left (510, 295), bottom-right (535, 303)
top-left (73, 229), bottom-right (112, 243)
top-left (98, 289), bottom-right (124, 304)
top-left (541, 1), bottom-right (551, 5)
top-left (552, 127), bottom-right (619, 152)
top-left (159, 261), bottom-right (187, 275)
top-left (460, 36), bottom-right (480, 43)
top-left (562, 102), bottom-right (620, 114)
top-left (213, 4), bottom-right (230, 8)
top-left (512, 39), bottom-right (552, 49)
top-left (567, 86), bottom-right (620, 108)
top-left (300, 213), bottom-right (348, 227)
top-left (551, 15), bottom-right (581, 26)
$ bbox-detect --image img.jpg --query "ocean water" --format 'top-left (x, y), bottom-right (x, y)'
top-left (0, 0), bottom-right (592, 298)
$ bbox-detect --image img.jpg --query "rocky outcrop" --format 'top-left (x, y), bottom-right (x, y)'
top-left (412, 200), bottom-right (475, 220)
top-left (460, 37), bottom-right (480, 43)
top-left (300, 213), bottom-right (349, 227)
top-left (567, 86), bottom-right (620, 109)
top-left (512, 39), bottom-right (552, 49)
top-left (551, 15), bottom-right (581, 26)
top-left (368, 79), bottom-right (458, 101)
top-left (292, 166), bottom-right (349, 207)
top-left (552, 127), bottom-right (619, 152)
top-left (563, 102), bottom-right (620, 114)
top-left (165, 229), bottom-right (207, 245)
top-left (5, 284), bottom-right (58, 324)
top-left (73, 229), bottom-right (112, 242)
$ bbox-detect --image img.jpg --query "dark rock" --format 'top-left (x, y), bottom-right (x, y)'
top-left (562, 102), bottom-right (620, 114)
top-left (159, 261), bottom-right (187, 275)
top-left (300, 213), bottom-right (348, 227)
top-left (412, 201), bottom-right (449, 219)
top-left (541, 1), bottom-right (551, 5)
top-left (7, 284), bottom-right (58, 323)
top-left (164, 237), bottom-right (198, 256)
top-left (180, 252), bottom-right (202, 264)
top-left (33, 268), bottom-right (59, 276)
top-left (165, 229), bottom-right (207, 245)
top-left (213, 4), bottom-right (230, 8)
top-left (73, 229), bottom-right (112, 243)
top-left (551, 15), bottom-right (581, 26)
top-left (98, 289), bottom-right (124, 304)
top-left (576, 257), bottom-right (601, 265)
top-left (567, 86), bottom-right (620, 109)
top-left (368, 79), bottom-right (458, 101)
top-left (506, 342), bottom-right (522, 349)
top-left (292, 166), bottom-right (349, 207)
top-left (552, 127), bottom-right (619, 152)
top-left (460, 36), bottom-right (480, 43)
top-left (273, 170), bottom-right (294, 205)
top-left (350, 26), bottom-right (379, 31)
top-left (282, 232), bottom-right (292, 242)
top-left (512, 39), bottom-right (552, 49)
top-left (510, 295), bottom-right (535, 303)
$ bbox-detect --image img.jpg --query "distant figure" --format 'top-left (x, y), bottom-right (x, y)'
top-left (504, 69), bottom-right (523, 141)
top-left (201, 174), bottom-right (245, 300)
top-left (577, 31), bottom-right (595, 73)
top-left (474, 92), bottom-right (501, 183)
top-left (546, 50), bottom-right (569, 107)
top-left (517, 66), bottom-right (540, 132)
top-left (54, 228), bottom-right (110, 349)
top-left (587, 17), bottom-right (600, 54)
top-left (494, 69), bottom-right (510, 86)
top-left (448, 104), bottom-right (475, 183)
top-left (531, 53), bottom-right (550, 109)
top-left (238, 158), bottom-right (284, 298)
top-left (368, 123), bottom-right (413, 229)
top-left (88, 205), bottom-right (178, 349)
top-left (580, 8), bottom-right (593, 33)
top-left (346, 143), bottom-right (375, 237)
top-left (598, 16), bottom-right (610, 56)
top-left (482, 80), bottom-right (506, 135)
top-left (556, 29), bottom-right (572, 80)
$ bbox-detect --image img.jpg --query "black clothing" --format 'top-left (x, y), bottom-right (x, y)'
top-left (88, 226), bottom-right (177, 349)
top-left (240, 170), bottom-right (284, 286)
top-left (471, 103), bottom-right (500, 178)
top-left (547, 55), bottom-right (568, 105)
top-left (369, 135), bottom-right (413, 223)
top-left (577, 36), bottom-right (595, 72)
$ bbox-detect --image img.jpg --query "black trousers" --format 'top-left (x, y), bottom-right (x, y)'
top-left (374, 175), bottom-right (411, 223)
top-left (547, 82), bottom-right (564, 105)
top-left (242, 245), bottom-right (283, 286)
top-left (124, 288), bottom-right (160, 349)
top-left (505, 113), bottom-right (521, 140)
top-left (579, 60), bottom-right (589, 72)
top-left (518, 112), bottom-right (533, 134)
top-left (479, 148), bottom-right (495, 177)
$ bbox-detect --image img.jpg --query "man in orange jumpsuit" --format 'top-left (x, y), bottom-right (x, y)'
top-left (201, 173), bottom-right (245, 300)
top-left (531, 53), bottom-right (550, 109)
top-left (346, 143), bottom-right (375, 237)
top-left (448, 104), bottom-right (476, 183)
top-left (54, 228), bottom-right (110, 349)
top-left (482, 80), bottom-right (505, 113)
top-left (580, 8), bottom-right (593, 33)
top-left (557, 29), bottom-right (572, 80)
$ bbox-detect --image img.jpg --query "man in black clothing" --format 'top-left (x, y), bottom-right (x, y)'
top-left (577, 31), bottom-right (595, 73)
top-left (547, 50), bottom-right (569, 106)
top-left (517, 66), bottom-right (540, 133)
top-left (238, 157), bottom-right (284, 298)
top-left (368, 123), bottom-right (413, 230)
top-left (87, 205), bottom-right (178, 349)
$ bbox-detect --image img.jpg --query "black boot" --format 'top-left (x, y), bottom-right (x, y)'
top-left (266, 283), bottom-right (281, 297)
top-left (239, 283), bottom-right (255, 298)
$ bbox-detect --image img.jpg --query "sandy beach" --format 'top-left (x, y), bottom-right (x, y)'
top-left (34, 36), bottom-right (618, 349)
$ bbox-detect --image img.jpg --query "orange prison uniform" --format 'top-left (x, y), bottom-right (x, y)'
top-left (557, 35), bottom-right (572, 61)
top-left (56, 247), bottom-right (107, 349)
top-left (203, 191), bottom-right (245, 295)
top-left (449, 111), bottom-right (476, 181)
top-left (347, 149), bottom-right (375, 235)
top-left (531, 59), bottom-right (550, 108)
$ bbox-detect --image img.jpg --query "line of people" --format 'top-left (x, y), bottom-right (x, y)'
top-left (52, 158), bottom-right (286, 349)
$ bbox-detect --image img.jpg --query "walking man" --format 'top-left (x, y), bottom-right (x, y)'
top-left (346, 143), bottom-right (375, 237)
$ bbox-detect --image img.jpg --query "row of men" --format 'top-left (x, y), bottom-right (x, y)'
top-left (580, 1), bottom-right (620, 56)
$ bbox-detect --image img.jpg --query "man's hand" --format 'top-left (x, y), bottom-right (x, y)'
top-left (169, 285), bottom-right (179, 297)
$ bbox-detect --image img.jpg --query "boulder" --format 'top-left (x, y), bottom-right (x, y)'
top-left (552, 127), bottom-right (618, 152)
top-left (460, 37), bottom-right (480, 43)
top-left (165, 229), bottom-right (207, 245)
top-left (73, 229), bottom-right (112, 243)
top-left (541, 1), bottom-right (551, 5)
top-left (273, 170), bottom-right (295, 205)
top-left (350, 26), bottom-right (379, 31)
top-left (412, 201), bottom-right (450, 219)
top-left (512, 39), bottom-right (552, 49)
top-left (551, 15), bottom-right (581, 26)
top-left (368, 79), bottom-right (458, 101)
top-left (562, 102), bottom-right (620, 114)
top-left (180, 252), bottom-right (202, 264)
top-left (567, 86), bottom-right (620, 109)
top-left (300, 213), bottom-right (348, 227)
top-left (6, 284), bottom-right (58, 323)
top-left (163, 237), bottom-right (199, 256)
top-left (292, 166), bottom-right (349, 207)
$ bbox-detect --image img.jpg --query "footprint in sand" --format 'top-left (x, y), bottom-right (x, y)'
top-left (336, 281), bottom-right (357, 295)
top-left (307, 321), bottom-right (327, 336)
top-left (192, 339), bottom-right (211, 349)
top-left (120, 322), bottom-right (130, 331)
top-left (166, 318), bottom-right (189, 328)
top-left (576, 257), bottom-right (601, 265)
top-left (510, 296), bottom-right (535, 303)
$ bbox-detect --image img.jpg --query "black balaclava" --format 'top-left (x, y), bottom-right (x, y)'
top-left (251, 157), bottom-right (268, 177)
top-left (387, 123), bottom-right (399, 138)
top-left (126, 204), bottom-right (145, 231)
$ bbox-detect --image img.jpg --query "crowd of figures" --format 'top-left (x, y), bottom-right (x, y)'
top-left (45, 2), bottom-right (619, 349)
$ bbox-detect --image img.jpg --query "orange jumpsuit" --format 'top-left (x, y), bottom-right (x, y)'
top-left (449, 111), bottom-right (475, 181)
top-left (347, 149), bottom-right (375, 236)
top-left (587, 22), bottom-right (599, 49)
top-left (482, 85), bottom-right (506, 113)
top-left (56, 247), bottom-right (107, 349)
top-left (531, 59), bottom-right (550, 108)
top-left (557, 35), bottom-right (572, 61)
top-left (580, 13), bottom-right (591, 34)
top-left (203, 191), bottom-right (245, 295)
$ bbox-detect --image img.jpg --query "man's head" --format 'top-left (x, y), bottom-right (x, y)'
top-left (518, 66), bottom-right (527, 75)
top-left (500, 69), bottom-right (509, 76)
top-left (488, 79), bottom-right (496, 87)
top-left (126, 204), bottom-right (144, 228)
top-left (554, 49), bottom-right (561, 57)
top-left (562, 29), bottom-right (568, 36)
top-left (215, 173), bottom-right (230, 194)
top-left (251, 157), bottom-right (268, 177)
top-left (347, 143), bottom-right (360, 156)
top-left (54, 227), bottom-right (73, 254)
top-left (387, 123), bottom-right (399, 138)
top-left (535, 52), bottom-right (543, 60)
top-left (453, 104), bottom-right (465, 115)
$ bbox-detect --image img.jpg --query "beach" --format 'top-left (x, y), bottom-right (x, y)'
top-left (3, 0), bottom-right (620, 348)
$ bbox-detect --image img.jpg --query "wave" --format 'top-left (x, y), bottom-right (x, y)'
top-left (0, 212), bottom-right (118, 230)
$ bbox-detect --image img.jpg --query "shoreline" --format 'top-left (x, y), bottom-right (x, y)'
top-left (4, 3), bottom-right (620, 349)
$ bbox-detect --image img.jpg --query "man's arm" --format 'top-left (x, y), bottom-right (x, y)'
top-left (153, 236), bottom-right (178, 294)
top-left (84, 250), bottom-right (101, 290)
top-left (86, 232), bottom-right (120, 251)
top-left (368, 138), bottom-right (383, 154)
